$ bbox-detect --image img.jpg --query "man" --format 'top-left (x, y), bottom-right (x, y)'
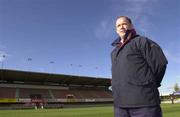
top-left (111, 16), bottom-right (168, 117)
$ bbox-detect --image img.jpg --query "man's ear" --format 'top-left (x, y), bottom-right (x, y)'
top-left (116, 29), bottom-right (118, 34)
top-left (115, 28), bottom-right (119, 35)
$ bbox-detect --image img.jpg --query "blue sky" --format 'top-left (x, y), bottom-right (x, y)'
top-left (0, 0), bottom-right (180, 95)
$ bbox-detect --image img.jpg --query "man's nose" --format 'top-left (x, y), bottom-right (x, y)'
top-left (120, 25), bottom-right (124, 29)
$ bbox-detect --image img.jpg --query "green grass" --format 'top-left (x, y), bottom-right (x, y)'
top-left (0, 104), bottom-right (179, 117)
top-left (162, 103), bottom-right (180, 117)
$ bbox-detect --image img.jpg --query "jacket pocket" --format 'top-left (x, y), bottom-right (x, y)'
top-left (128, 76), bottom-right (153, 86)
top-left (127, 67), bottom-right (154, 86)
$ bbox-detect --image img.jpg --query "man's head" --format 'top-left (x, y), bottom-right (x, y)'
top-left (115, 16), bottom-right (134, 39)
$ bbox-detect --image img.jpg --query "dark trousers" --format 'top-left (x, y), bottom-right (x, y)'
top-left (114, 105), bottom-right (162, 117)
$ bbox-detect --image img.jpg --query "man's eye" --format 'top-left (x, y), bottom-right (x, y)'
top-left (117, 23), bottom-right (127, 27)
top-left (122, 23), bottom-right (127, 26)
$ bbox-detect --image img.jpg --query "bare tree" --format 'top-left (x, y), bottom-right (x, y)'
top-left (174, 83), bottom-right (180, 92)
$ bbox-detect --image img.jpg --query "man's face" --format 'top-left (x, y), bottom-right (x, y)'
top-left (116, 17), bottom-right (133, 39)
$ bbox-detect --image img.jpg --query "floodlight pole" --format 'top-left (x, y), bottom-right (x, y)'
top-left (27, 58), bottom-right (32, 71)
top-left (1, 55), bottom-right (5, 81)
top-left (95, 66), bottom-right (98, 78)
top-left (49, 61), bottom-right (54, 73)
top-left (1, 55), bottom-right (5, 70)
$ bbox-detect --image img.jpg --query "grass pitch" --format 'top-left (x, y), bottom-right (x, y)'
top-left (161, 103), bottom-right (180, 117)
top-left (0, 103), bottom-right (179, 117)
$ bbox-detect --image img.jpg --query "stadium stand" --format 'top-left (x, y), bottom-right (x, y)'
top-left (0, 87), bottom-right (16, 98)
top-left (0, 69), bottom-right (112, 109)
top-left (19, 88), bottom-right (51, 99)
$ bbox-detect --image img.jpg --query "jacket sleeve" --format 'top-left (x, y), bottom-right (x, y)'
top-left (141, 38), bottom-right (168, 87)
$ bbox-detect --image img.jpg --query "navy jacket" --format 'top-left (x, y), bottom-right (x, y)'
top-left (111, 35), bottom-right (168, 107)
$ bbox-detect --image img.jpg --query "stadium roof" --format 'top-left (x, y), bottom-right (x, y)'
top-left (173, 91), bottom-right (180, 95)
top-left (0, 69), bottom-right (111, 87)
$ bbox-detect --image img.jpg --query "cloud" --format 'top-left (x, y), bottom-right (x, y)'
top-left (114, 0), bottom-right (158, 33)
top-left (175, 75), bottom-right (180, 84)
top-left (94, 0), bottom-right (158, 40)
top-left (94, 18), bottom-right (116, 40)
top-left (0, 42), bottom-right (6, 49)
top-left (159, 72), bottom-right (180, 95)
top-left (159, 85), bottom-right (173, 95)
top-left (164, 50), bottom-right (180, 64)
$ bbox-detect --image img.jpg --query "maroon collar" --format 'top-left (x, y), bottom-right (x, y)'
top-left (118, 29), bottom-right (137, 48)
